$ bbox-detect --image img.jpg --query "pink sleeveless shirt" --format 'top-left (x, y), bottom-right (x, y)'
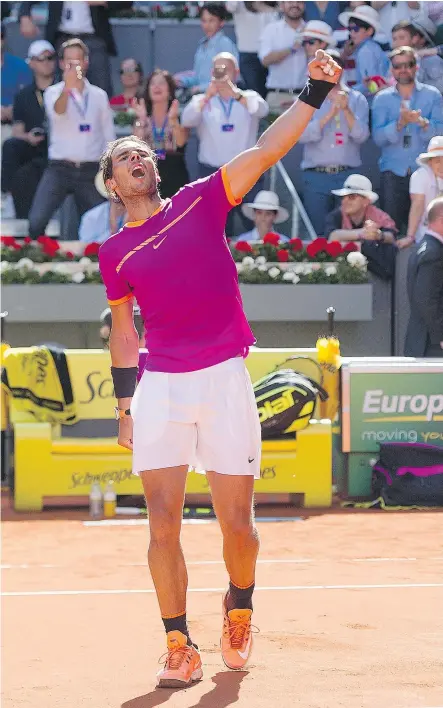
top-left (99, 167), bottom-right (255, 373)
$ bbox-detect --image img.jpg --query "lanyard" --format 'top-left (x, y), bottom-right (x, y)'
top-left (69, 90), bottom-right (89, 119)
top-left (35, 89), bottom-right (44, 109)
top-left (218, 97), bottom-right (234, 122)
top-left (152, 116), bottom-right (168, 145)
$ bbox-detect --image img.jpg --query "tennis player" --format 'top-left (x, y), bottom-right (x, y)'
top-left (98, 50), bottom-right (341, 688)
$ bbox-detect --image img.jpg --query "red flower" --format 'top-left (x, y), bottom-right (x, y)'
top-left (43, 240), bottom-right (60, 256)
top-left (313, 237), bottom-right (328, 249)
top-left (37, 235), bottom-right (49, 244)
top-left (12, 243), bottom-right (22, 251)
top-left (1, 236), bottom-right (17, 247)
top-left (65, 251), bottom-right (75, 260)
top-left (23, 236), bottom-right (32, 244)
top-left (235, 241), bottom-right (253, 253)
top-left (277, 249), bottom-right (289, 262)
top-left (325, 241), bottom-right (343, 258)
top-left (84, 242), bottom-right (100, 257)
top-left (263, 232), bottom-right (280, 246)
top-left (306, 241), bottom-right (320, 258)
top-left (343, 242), bottom-right (358, 252)
top-left (289, 237), bottom-right (303, 252)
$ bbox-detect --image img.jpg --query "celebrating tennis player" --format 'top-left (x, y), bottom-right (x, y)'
top-left (98, 50), bottom-right (341, 688)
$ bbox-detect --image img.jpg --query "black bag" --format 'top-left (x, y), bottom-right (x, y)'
top-left (372, 442), bottom-right (443, 506)
top-left (253, 369), bottom-right (328, 439)
top-left (361, 239), bottom-right (396, 281)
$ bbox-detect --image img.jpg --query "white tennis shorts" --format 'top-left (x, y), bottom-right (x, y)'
top-left (131, 357), bottom-right (261, 478)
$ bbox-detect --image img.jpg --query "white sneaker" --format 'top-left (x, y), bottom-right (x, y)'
top-left (1, 193), bottom-right (16, 219)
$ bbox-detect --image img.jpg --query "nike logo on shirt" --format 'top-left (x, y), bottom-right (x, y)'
top-left (153, 236), bottom-right (167, 250)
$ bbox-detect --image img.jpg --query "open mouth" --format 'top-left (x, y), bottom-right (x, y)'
top-left (131, 165), bottom-right (145, 179)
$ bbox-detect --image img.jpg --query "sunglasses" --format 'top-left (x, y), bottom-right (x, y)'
top-left (33, 54), bottom-right (56, 62)
top-left (392, 60), bottom-right (416, 70)
top-left (348, 23), bottom-right (368, 33)
top-left (302, 38), bottom-right (318, 46)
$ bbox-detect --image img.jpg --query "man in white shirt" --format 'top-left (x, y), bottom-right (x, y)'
top-left (399, 135), bottom-right (443, 249)
top-left (28, 38), bottom-right (115, 240)
top-left (258, 1), bottom-right (307, 114)
top-left (181, 51), bottom-right (268, 235)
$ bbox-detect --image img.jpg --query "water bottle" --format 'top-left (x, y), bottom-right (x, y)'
top-left (103, 480), bottom-right (117, 518)
top-left (89, 482), bottom-right (103, 519)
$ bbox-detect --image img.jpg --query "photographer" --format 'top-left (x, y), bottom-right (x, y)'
top-left (1, 40), bottom-right (55, 219)
top-left (28, 38), bottom-right (115, 240)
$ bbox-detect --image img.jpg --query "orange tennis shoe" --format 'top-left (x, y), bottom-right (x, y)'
top-left (221, 597), bottom-right (254, 670)
top-left (156, 631), bottom-right (203, 688)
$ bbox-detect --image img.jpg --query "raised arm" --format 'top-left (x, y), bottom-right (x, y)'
top-left (109, 299), bottom-right (139, 451)
top-left (225, 51), bottom-right (341, 200)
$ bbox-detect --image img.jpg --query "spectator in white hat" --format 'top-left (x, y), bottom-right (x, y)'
top-left (392, 18), bottom-right (443, 94)
top-left (233, 190), bottom-right (290, 242)
top-left (399, 135), bottom-right (443, 249)
top-left (302, 20), bottom-right (336, 61)
top-left (78, 169), bottom-right (126, 243)
top-left (338, 5), bottom-right (389, 96)
top-left (1, 39), bottom-right (56, 220)
top-left (325, 173), bottom-right (398, 244)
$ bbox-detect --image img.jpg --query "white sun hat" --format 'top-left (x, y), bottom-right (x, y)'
top-left (94, 170), bottom-right (109, 200)
top-left (411, 16), bottom-right (437, 46)
top-left (242, 190), bottom-right (289, 224)
top-left (416, 136), bottom-right (443, 167)
top-left (331, 174), bottom-right (379, 203)
top-left (338, 5), bottom-right (380, 32)
top-left (302, 20), bottom-right (337, 47)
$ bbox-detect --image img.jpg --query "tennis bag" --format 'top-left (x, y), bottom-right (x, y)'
top-left (253, 368), bottom-right (328, 439)
top-left (372, 443), bottom-right (443, 506)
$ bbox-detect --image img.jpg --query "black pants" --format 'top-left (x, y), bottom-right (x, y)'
top-left (239, 52), bottom-right (268, 99)
top-left (1, 137), bottom-right (47, 218)
top-left (380, 170), bottom-right (411, 234)
top-left (1, 137), bottom-right (44, 192)
top-left (28, 161), bottom-right (105, 240)
top-left (55, 33), bottom-right (112, 96)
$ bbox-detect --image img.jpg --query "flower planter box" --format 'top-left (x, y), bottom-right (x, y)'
top-left (3, 284), bottom-right (373, 324)
top-left (239, 284), bottom-right (373, 322)
top-left (2, 285), bottom-right (108, 323)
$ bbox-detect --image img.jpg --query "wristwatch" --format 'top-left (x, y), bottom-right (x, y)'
top-left (233, 90), bottom-right (244, 101)
top-left (114, 407), bottom-right (131, 420)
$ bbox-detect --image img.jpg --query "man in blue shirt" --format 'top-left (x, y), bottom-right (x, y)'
top-left (338, 5), bottom-right (389, 97)
top-left (298, 55), bottom-right (370, 235)
top-left (175, 3), bottom-right (238, 94)
top-left (372, 46), bottom-right (443, 232)
top-left (1, 22), bottom-right (32, 124)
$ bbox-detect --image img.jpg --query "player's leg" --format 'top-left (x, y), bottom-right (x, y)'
top-left (140, 465), bottom-right (202, 688)
top-left (207, 472), bottom-right (259, 670)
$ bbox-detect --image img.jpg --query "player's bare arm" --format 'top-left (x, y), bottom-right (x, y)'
top-left (109, 299), bottom-right (139, 451)
top-left (225, 50), bottom-right (342, 200)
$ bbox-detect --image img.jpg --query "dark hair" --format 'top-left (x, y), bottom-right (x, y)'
top-left (392, 20), bottom-right (415, 36)
top-left (99, 135), bottom-right (155, 195)
top-left (143, 68), bottom-right (176, 116)
top-left (121, 57), bottom-right (143, 75)
top-left (351, 16), bottom-right (374, 35)
top-left (389, 45), bottom-right (417, 63)
top-left (59, 37), bottom-right (89, 60)
top-left (200, 3), bottom-right (226, 20)
top-left (244, 1), bottom-right (277, 12)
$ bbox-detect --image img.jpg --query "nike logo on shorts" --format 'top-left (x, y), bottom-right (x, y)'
top-left (248, 457), bottom-right (254, 463)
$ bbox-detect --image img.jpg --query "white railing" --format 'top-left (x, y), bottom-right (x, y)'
top-left (269, 161), bottom-right (317, 242)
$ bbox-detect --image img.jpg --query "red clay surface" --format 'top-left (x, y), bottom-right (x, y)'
top-left (2, 508), bottom-right (443, 708)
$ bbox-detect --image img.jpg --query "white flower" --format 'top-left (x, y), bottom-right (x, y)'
top-left (17, 258), bottom-right (34, 269)
top-left (1, 261), bottom-right (11, 272)
top-left (53, 262), bottom-right (70, 274)
top-left (72, 271), bottom-right (85, 284)
top-left (268, 266), bottom-right (281, 279)
top-left (347, 251), bottom-right (367, 269)
top-left (325, 265), bottom-right (337, 277)
top-left (237, 264), bottom-right (244, 274)
top-left (258, 264), bottom-right (268, 273)
top-left (292, 274), bottom-right (300, 285)
top-left (282, 271), bottom-right (296, 282)
top-left (293, 264), bottom-right (305, 275)
top-left (255, 256), bottom-right (266, 266)
top-left (79, 256), bottom-right (92, 266)
top-left (242, 256), bottom-right (255, 267)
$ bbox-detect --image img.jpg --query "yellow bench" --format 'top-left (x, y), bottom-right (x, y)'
top-left (8, 348), bottom-right (332, 511)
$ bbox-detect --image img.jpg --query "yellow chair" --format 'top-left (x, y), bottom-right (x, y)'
top-left (8, 348), bottom-right (332, 511)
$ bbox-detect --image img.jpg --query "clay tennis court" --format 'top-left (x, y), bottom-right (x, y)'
top-left (2, 507), bottom-right (443, 708)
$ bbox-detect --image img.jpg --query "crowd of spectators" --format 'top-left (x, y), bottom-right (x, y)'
top-left (2, 0), bottom-right (443, 253)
